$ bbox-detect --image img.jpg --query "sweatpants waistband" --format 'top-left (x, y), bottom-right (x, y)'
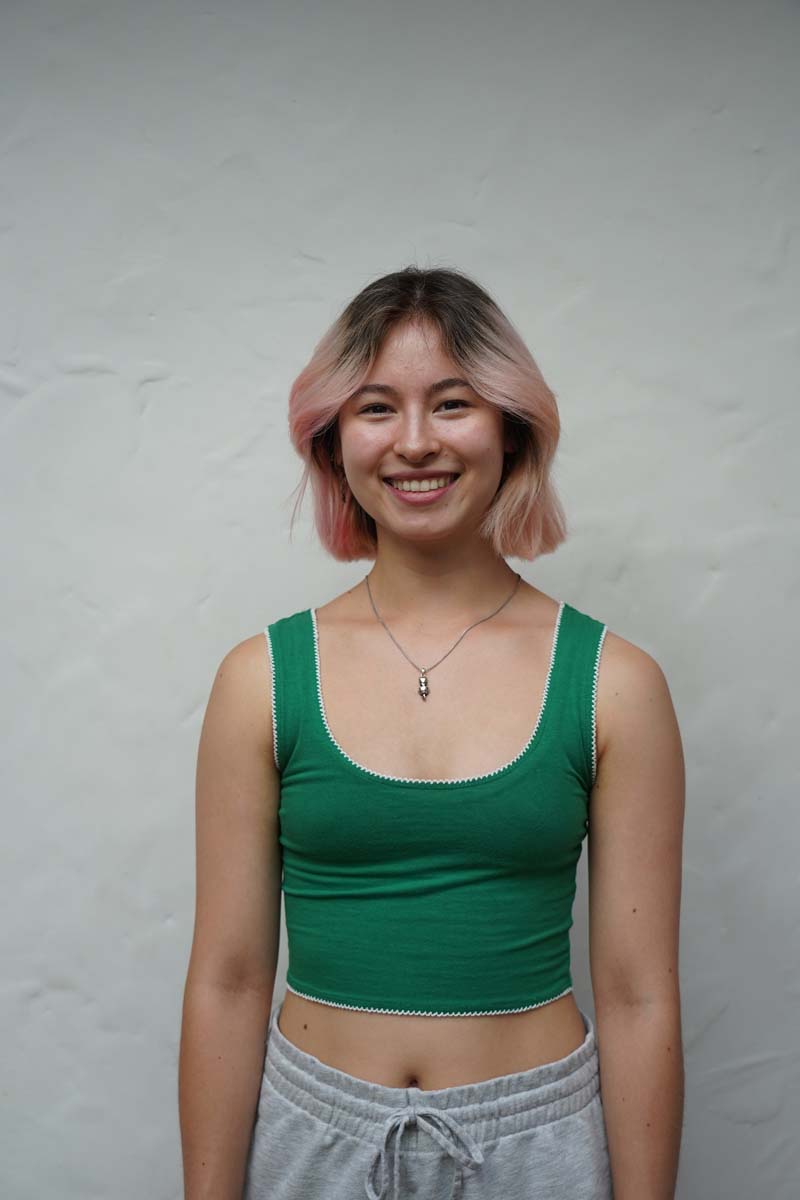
top-left (263, 998), bottom-right (600, 1147)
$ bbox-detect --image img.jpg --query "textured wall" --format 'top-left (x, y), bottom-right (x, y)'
top-left (2, 1), bottom-right (798, 1197)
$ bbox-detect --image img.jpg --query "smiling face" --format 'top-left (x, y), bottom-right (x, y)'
top-left (335, 319), bottom-right (514, 548)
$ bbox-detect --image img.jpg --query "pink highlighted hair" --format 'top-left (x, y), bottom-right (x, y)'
top-left (287, 265), bottom-right (567, 562)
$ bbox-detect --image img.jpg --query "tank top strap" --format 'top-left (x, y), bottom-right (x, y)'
top-left (546, 600), bottom-right (609, 792)
top-left (264, 608), bottom-right (316, 773)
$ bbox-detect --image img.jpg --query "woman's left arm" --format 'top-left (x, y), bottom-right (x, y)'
top-left (587, 633), bottom-right (686, 1200)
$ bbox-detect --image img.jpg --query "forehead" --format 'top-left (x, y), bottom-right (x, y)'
top-left (370, 319), bottom-right (456, 375)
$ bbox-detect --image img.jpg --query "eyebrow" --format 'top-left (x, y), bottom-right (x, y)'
top-left (351, 376), bottom-right (472, 400)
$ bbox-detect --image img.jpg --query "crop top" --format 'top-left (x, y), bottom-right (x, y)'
top-left (263, 599), bottom-right (608, 1017)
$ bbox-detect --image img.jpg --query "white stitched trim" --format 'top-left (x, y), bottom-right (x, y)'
top-left (591, 625), bottom-right (608, 788)
top-left (309, 599), bottom-right (566, 786)
top-left (264, 627), bottom-right (280, 773)
top-left (285, 980), bottom-right (573, 1016)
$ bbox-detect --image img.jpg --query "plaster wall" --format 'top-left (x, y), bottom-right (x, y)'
top-left (2, 1), bottom-right (798, 1196)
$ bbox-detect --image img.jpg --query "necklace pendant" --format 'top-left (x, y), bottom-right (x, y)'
top-left (418, 670), bottom-right (429, 702)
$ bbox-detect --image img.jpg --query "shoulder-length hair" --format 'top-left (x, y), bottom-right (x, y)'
top-left (287, 265), bottom-right (567, 562)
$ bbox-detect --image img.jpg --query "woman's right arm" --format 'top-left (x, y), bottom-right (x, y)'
top-left (179, 634), bottom-right (282, 1200)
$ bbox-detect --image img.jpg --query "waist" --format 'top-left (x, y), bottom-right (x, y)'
top-left (276, 988), bottom-right (588, 1089)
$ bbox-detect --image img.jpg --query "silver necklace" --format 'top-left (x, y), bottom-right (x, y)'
top-left (364, 572), bottom-right (522, 701)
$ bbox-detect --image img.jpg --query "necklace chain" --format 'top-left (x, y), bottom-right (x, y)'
top-left (364, 571), bottom-right (522, 701)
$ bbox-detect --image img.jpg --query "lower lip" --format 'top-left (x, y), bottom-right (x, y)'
top-left (382, 476), bottom-right (460, 505)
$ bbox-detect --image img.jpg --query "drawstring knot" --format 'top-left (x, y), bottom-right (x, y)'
top-left (364, 1103), bottom-right (484, 1200)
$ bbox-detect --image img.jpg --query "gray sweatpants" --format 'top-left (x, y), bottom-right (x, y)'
top-left (242, 997), bottom-right (612, 1199)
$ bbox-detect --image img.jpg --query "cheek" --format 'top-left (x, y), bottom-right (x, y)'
top-left (340, 429), bottom-right (386, 471)
top-left (462, 430), bottom-right (506, 470)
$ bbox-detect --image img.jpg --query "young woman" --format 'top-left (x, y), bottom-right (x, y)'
top-left (179, 267), bottom-right (685, 1200)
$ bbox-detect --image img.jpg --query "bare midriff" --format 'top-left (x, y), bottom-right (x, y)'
top-left (277, 989), bottom-right (587, 1089)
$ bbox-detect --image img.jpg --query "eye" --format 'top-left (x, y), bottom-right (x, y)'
top-left (357, 398), bottom-right (470, 416)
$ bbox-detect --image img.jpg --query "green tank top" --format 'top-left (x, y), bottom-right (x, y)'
top-left (265, 599), bottom-right (607, 1017)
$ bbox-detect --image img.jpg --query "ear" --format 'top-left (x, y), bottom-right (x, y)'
top-left (501, 415), bottom-right (517, 457)
top-left (331, 422), bottom-right (343, 468)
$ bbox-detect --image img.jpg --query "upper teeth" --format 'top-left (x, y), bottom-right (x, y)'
top-left (388, 475), bottom-right (455, 492)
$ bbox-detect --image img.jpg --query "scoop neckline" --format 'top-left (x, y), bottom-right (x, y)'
top-left (308, 598), bottom-right (567, 788)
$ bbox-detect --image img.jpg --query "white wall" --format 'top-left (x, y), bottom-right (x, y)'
top-left (2, 1), bottom-right (798, 1196)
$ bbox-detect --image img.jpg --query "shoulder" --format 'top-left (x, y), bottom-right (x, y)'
top-left (216, 631), bottom-right (272, 690)
top-left (203, 632), bottom-right (275, 761)
top-left (594, 627), bottom-right (679, 765)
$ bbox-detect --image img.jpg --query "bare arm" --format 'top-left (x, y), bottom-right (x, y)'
top-left (588, 634), bottom-right (686, 1200)
top-left (179, 634), bottom-right (282, 1200)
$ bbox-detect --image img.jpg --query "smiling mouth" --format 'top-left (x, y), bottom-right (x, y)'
top-left (384, 473), bottom-right (460, 493)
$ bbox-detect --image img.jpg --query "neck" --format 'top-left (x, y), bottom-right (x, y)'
top-left (363, 544), bottom-right (521, 633)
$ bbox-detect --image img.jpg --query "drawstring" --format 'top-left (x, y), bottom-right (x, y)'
top-left (364, 1104), bottom-right (485, 1200)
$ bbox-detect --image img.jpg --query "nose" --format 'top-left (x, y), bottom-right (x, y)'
top-left (393, 413), bottom-right (442, 462)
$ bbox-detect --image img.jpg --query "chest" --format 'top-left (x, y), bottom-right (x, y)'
top-left (312, 605), bottom-right (561, 783)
